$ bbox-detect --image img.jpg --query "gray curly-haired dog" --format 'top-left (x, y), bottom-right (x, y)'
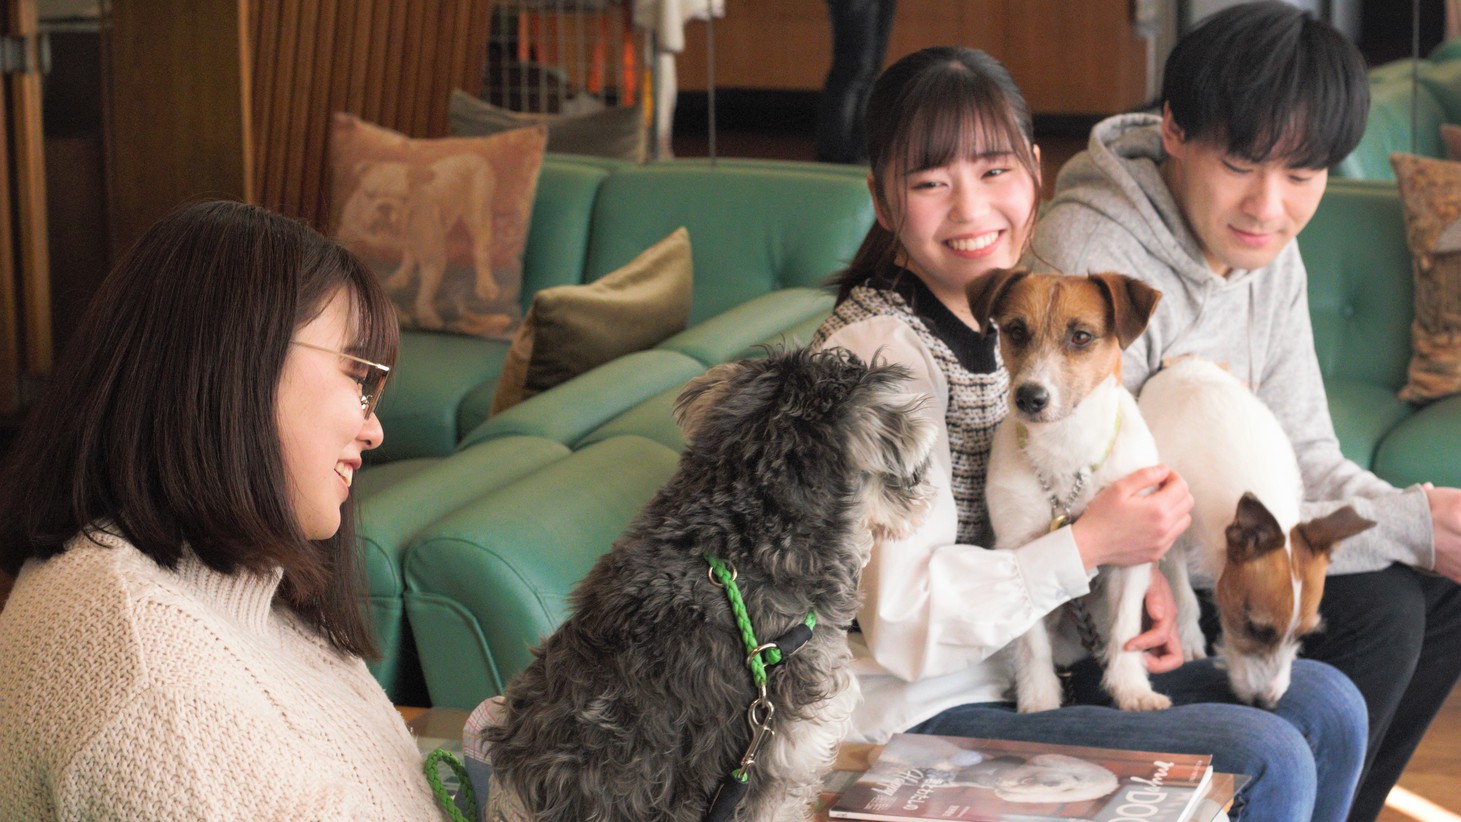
top-left (481, 346), bottom-right (937, 821)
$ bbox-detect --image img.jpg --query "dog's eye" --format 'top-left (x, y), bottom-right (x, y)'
top-left (1069, 330), bottom-right (1094, 348)
top-left (1003, 322), bottom-right (1029, 346)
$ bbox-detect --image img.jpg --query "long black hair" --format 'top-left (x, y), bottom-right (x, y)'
top-left (0, 199), bottom-right (397, 656)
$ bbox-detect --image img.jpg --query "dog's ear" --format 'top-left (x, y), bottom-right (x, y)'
top-left (1225, 492), bottom-right (1287, 564)
top-left (1296, 505), bottom-right (1376, 559)
top-left (847, 370), bottom-right (932, 479)
top-left (1089, 272), bottom-right (1162, 349)
top-left (847, 362), bottom-right (936, 541)
top-left (965, 268), bottom-right (1028, 336)
top-left (673, 362), bottom-right (742, 443)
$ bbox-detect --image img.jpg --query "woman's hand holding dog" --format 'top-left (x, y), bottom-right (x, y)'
top-left (1072, 465), bottom-right (1193, 572)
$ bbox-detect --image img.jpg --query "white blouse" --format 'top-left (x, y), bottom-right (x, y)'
top-left (818, 313), bottom-right (1094, 743)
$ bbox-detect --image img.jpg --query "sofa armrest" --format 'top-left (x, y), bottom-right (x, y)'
top-left (457, 349), bottom-right (707, 450)
top-left (1374, 395), bottom-right (1461, 488)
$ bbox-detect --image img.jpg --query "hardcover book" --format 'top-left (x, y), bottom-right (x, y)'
top-left (827, 733), bottom-right (1213, 822)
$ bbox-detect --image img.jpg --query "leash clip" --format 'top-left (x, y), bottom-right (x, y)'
top-left (738, 696), bottom-right (776, 775)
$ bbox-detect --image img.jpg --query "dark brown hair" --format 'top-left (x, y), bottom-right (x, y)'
top-left (0, 199), bottom-right (397, 656)
top-left (832, 46), bottom-right (1041, 300)
top-left (1163, 1), bottom-right (1368, 169)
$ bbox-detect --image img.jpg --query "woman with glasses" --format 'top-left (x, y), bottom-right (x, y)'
top-left (0, 200), bottom-right (445, 819)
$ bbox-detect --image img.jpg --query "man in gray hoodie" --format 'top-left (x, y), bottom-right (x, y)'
top-left (1031, 3), bottom-right (1461, 820)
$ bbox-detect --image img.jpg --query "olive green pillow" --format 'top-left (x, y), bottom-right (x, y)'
top-left (490, 228), bottom-right (693, 414)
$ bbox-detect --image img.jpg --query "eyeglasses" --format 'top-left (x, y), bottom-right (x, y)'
top-left (291, 341), bottom-right (392, 418)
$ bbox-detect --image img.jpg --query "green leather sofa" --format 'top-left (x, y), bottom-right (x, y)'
top-left (360, 166), bottom-right (1458, 712)
top-left (353, 156), bottom-right (876, 704)
top-left (1297, 177), bottom-right (1460, 490)
top-left (1335, 39), bottom-right (1461, 180)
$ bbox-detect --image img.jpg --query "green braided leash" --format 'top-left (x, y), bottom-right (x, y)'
top-left (702, 555), bottom-right (818, 820)
top-left (423, 747), bottom-right (476, 822)
top-left (704, 555), bottom-right (816, 687)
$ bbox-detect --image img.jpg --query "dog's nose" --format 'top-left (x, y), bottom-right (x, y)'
top-left (1015, 384), bottom-right (1049, 414)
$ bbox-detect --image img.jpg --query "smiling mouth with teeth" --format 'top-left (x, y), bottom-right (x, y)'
top-left (335, 463), bottom-right (354, 488)
top-left (947, 232), bottom-right (1000, 252)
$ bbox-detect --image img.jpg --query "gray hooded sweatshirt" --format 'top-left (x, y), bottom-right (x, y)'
top-left (1030, 113), bottom-right (1433, 575)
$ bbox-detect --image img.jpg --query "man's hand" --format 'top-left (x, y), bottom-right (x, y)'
top-left (1424, 484), bottom-right (1461, 584)
top-left (1125, 568), bottom-right (1185, 674)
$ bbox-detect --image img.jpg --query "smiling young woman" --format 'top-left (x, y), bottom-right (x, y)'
top-left (0, 200), bottom-right (446, 819)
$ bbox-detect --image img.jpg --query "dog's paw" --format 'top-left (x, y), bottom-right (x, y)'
top-left (1178, 626), bottom-right (1209, 662)
top-left (1016, 679), bottom-right (1065, 713)
top-left (1017, 695), bottom-right (1064, 713)
top-left (1111, 688), bottom-right (1173, 712)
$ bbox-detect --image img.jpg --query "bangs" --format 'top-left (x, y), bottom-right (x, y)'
top-left (882, 78), bottom-right (1034, 183)
top-left (882, 62), bottom-right (1036, 182)
top-left (340, 250), bottom-right (400, 368)
top-left (1223, 75), bottom-right (1366, 170)
top-left (899, 98), bottom-right (1033, 183)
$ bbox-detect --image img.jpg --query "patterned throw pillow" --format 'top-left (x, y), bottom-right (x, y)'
top-left (490, 227), bottom-right (693, 414)
top-left (449, 89), bottom-right (647, 163)
top-left (328, 112), bottom-right (547, 338)
top-left (1390, 152), bottom-right (1461, 403)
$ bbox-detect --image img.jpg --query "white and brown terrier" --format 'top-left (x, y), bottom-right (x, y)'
top-left (968, 268), bottom-right (1169, 713)
top-left (1138, 357), bottom-right (1374, 708)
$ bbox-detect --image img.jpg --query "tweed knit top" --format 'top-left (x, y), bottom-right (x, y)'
top-left (0, 528), bottom-right (445, 821)
top-left (812, 275), bottom-right (1092, 743)
top-left (812, 278), bottom-right (1006, 545)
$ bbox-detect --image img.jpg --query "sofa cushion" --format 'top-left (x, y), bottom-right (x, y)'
top-left (1325, 378), bottom-right (1415, 471)
top-left (353, 435), bottom-right (571, 702)
top-left (1298, 178), bottom-right (1415, 392)
top-left (1390, 153), bottom-right (1461, 402)
top-left (371, 331), bottom-right (512, 462)
top-left (459, 348), bottom-right (708, 450)
top-left (576, 383), bottom-right (688, 452)
top-left (520, 156), bottom-right (623, 309)
top-left (583, 164), bottom-right (874, 323)
top-left (328, 112), bottom-right (547, 336)
top-left (656, 287), bottom-right (835, 365)
top-left (1373, 394), bottom-right (1461, 487)
top-left (403, 435), bottom-right (681, 708)
top-left (491, 227), bottom-right (693, 414)
top-left (449, 89), bottom-right (647, 163)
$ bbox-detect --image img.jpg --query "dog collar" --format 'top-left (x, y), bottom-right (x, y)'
top-left (1016, 407), bottom-right (1123, 532)
top-left (703, 555), bottom-right (816, 822)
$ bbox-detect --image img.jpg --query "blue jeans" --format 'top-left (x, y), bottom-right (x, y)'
top-left (907, 659), bottom-right (1366, 822)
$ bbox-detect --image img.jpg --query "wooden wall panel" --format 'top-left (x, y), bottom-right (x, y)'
top-left (256, 0), bottom-right (494, 227)
top-left (1002, 0), bottom-right (1152, 115)
top-left (673, 0), bottom-right (1153, 116)
top-left (107, 0), bottom-right (250, 261)
top-left (0, 70), bottom-right (14, 414)
top-left (109, 1), bottom-right (493, 251)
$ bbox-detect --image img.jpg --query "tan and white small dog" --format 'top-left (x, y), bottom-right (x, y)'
top-left (968, 268), bottom-right (1168, 713)
top-left (1138, 357), bottom-right (1374, 708)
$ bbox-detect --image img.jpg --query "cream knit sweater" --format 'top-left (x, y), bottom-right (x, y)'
top-left (0, 529), bottom-right (445, 820)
